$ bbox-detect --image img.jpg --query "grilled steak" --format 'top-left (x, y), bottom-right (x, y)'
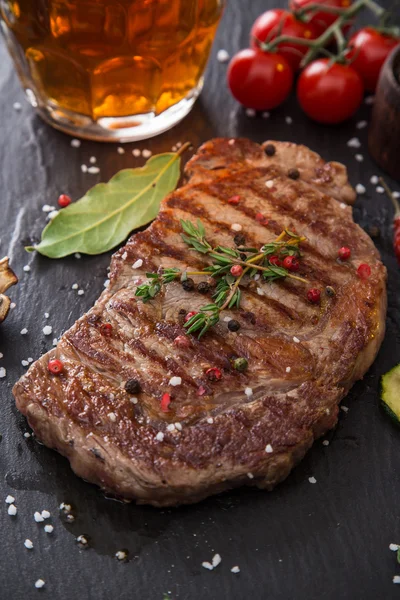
top-left (13, 138), bottom-right (386, 507)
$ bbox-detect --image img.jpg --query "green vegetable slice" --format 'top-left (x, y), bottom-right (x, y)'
top-left (381, 364), bottom-right (400, 425)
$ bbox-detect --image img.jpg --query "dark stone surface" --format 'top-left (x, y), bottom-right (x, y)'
top-left (1, 1), bottom-right (400, 599)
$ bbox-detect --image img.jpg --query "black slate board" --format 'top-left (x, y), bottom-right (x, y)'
top-left (1, 1), bottom-right (400, 599)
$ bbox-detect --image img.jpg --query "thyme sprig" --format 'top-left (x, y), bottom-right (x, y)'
top-left (135, 219), bottom-right (308, 338)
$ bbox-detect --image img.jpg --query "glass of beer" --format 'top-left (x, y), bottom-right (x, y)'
top-left (0, 0), bottom-right (224, 142)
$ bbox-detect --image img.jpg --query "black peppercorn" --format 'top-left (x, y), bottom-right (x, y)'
top-left (240, 253), bottom-right (247, 261)
top-left (264, 144), bottom-right (276, 157)
top-left (234, 233), bottom-right (246, 247)
top-left (228, 319), bottom-right (241, 332)
top-left (197, 281), bottom-right (210, 294)
top-left (288, 168), bottom-right (300, 180)
top-left (181, 278), bottom-right (195, 292)
top-left (125, 378), bottom-right (141, 394)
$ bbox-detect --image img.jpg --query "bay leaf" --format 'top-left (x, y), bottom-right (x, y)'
top-left (26, 147), bottom-right (187, 258)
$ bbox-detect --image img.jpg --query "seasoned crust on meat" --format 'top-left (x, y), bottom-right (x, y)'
top-left (13, 138), bottom-right (386, 506)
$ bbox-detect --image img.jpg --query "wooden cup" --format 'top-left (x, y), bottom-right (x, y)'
top-left (368, 45), bottom-right (400, 182)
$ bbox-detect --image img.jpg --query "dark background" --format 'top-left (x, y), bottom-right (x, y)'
top-left (1, 1), bottom-right (400, 599)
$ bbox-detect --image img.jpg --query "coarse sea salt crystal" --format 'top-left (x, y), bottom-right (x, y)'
top-left (42, 204), bottom-right (55, 213)
top-left (231, 566), bottom-right (240, 573)
top-left (5, 495), bottom-right (15, 504)
top-left (228, 139), bottom-right (235, 146)
top-left (390, 544), bottom-right (399, 551)
top-left (71, 139), bottom-right (81, 148)
top-left (117, 147), bottom-right (125, 155)
top-left (44, 313), bottom-right (49, 319)
top-left (370, 175), bottom-right (379, 185)
top-left (108, 412), bottom-right (117, 422)
top-left (376, 186), bottom-right (385, 194)
top-left (175, 423), bottom-right (182, 431)
top-left (130, 397), bottom-right (138, 404)
top-left (347, 137), bottom-right (361, 148)
top-left (0, 367), bottom-right (6, 378)
top-left (88, 166), bottom-right (100, 174)
top-left (265, 180), bottom-right (274, 188)
top-left (341, 405), bottom-right (349, 413)
top-left (247, 472), bottom-right (254, 479)
top-left (13, 101), bottom-right (22, 111)
top-left (308, 476), bottom-right (317, 484)
top-left (23, 265), bottom-right (30, 272)
top-left (44, 524), bottom-right (54, 533)
top-left (72, 283), bottom-right (78, 290)
top-left (265, 444), bottom-right (273, 453)
top-left (132, 149), bottom-right (141, 157)
top-left (262, 111), bottom-right (270, 119)
top-left (231, 223), bottom-right (242, 232)
top-left (365, 95), bottom-right (375, 105)
top-left (356, 120), bottom-right (367, 129)
top-left (202, 562), bottom-right (213, 571)
top-left (81, 164), bottom-right (87, 173)
top-left (217, 49), bottom-right (230, 63)
top-left (393, 576), bottom-right (400, 584)
top-left (155, 431), bottom-right (164, 442)
top-left (132, 259), bottom-right (143, 269)
top-left (24, 539), bottom-right (33, 549)
top-left (245, 108), bottom-right (256, 118)
top-left (212, 554), bottom-right (222, 568)
top-left (41, 510), bottom-right (50, 519)
top-left (286, 366), bottom-right (291, 373)
top-left (293, 336), bottom-right (300, 343)
top-left (8, 504), bottom-right (17, 515)
top-left (356, 184), bottom-right (366, 194)
top-left (48, 210), bottom-right (59, 220)
top-left (121, 251), bottom-right (127, 260)
top-left (340, 203), bottom-right (346, 209)
top-left (322, 440), bottom-right (330, 446)
top-left (35, 579), bottom-right (45, 589)
top-left (89, 156), bottom-right (97, 163)
top-left (207, 417), bottom-right (214, 424)
top-left (244, 387), bottom-right (253, 398)
top-left (78, 289), bottom-right (84, 296)
top-left (393, 191), bottom-right (400, 199)
top-left (24, 432), bottom-right (31, 438)
top-left (43, 325), bottom-right (52, 336)
top-left (285, 116), bottom-right (293, 124)
top-left (142, 149), bottom-right (152, 158)
top-left (169, 376), bottom-right (182, 386)
top-left (34, 511), bottom-right (44, 522)
top-left (167, 424), bottom-right (176, 432)
top-left (355, 154), bottom-right (364, 162)
top-left (22, 360), bottom-right (29, 367)
top-left (115, 550), bottom-right (127, 561)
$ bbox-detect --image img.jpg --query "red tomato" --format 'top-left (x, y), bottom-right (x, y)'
top-left (227, 48), bottom-right (293, 110)
top-left (250, 9), bottom-right (319, 70)
top-left (297, 59), bottom-right (364, 124)
top-left (289, 0), bottom-right (352, 35)
top-left (348, 27), bottom-right (400, 92)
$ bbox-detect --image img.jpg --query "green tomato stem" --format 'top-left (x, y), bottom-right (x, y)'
top-left (264, 0), bottom-right (387, 68)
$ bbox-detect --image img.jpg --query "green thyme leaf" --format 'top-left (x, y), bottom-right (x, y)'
top-left (27, 151), bottom-right (185, 258)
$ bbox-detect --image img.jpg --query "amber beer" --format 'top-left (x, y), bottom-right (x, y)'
top-left (1, 0), bottom-right (223, 140)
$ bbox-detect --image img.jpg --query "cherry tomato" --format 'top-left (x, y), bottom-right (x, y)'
top-left (297, 59), bottom-right (364, 124)
top-left (289, 0), bottom-right (352, 35)
top-left (250, 9), bottom-right (319, 70)
top-left (227, 48), bottom-right (293, 110)
top-left (347, 27), bottom-right (400, 92)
